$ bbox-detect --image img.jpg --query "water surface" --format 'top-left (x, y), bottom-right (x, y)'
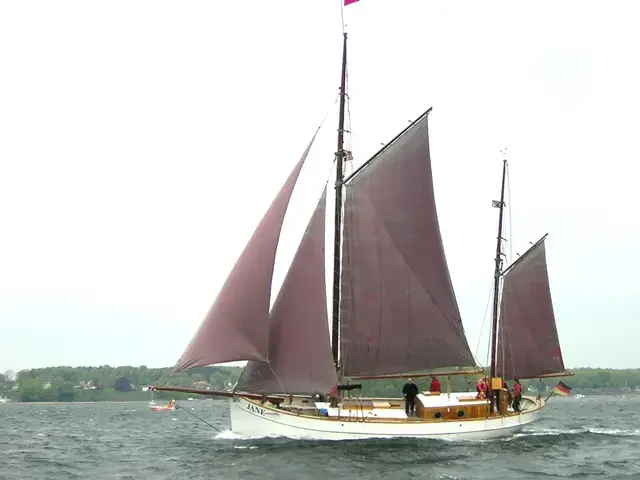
top-left (1, 394), bottom-right (639, 479)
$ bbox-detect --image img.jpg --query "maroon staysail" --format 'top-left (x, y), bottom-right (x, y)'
top-left (339, 114), bottom-right (476, 377)
top-left (496, 239), bottom-right (565, 379)
top-left (172, 135), bottom-right (318, 373)
top-left (236, 188), bottom-right (338, 394)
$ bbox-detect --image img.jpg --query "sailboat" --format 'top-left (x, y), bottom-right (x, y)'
top-left (148, 388), bottom-right (157, 408)
top-left (152, 24), bottom-right (571, 441)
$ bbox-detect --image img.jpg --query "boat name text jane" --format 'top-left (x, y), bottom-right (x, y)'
top-left (246, 403), bottom-right (266, 416)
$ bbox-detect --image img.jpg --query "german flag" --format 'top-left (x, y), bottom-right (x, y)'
top-left (553, 381), bottom-right (572, 396)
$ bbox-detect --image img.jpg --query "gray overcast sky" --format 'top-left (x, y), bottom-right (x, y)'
top-left (1, 0), bottom-right (639, 372)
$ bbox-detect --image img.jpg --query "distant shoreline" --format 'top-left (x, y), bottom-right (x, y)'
top-left (2, 400), bottom-right (161, 405)
top-left (1, 398), bottom-right (215, 405)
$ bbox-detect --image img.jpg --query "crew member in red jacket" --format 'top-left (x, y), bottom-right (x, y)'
top-left (476, 377), bottom-right (487, 399)
top-left (512, 379), bottom-right (523, 412)
top-left (429, 376), bottom-right (441, 394)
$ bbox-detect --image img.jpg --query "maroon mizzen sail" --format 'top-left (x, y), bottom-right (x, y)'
top-left (173, 135), bottom-right (318, 373)
top-left (236, 188), bottom-right (338, 394)
top-left (496, 238), bottom-right (566, 379)
top-left (339, 114), bottom-right (476, 377)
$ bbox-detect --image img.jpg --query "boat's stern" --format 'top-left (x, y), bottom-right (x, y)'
top-left (520, 394), bottom-right (544, 412)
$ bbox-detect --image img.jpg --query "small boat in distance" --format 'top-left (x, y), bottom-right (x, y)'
top-left (148, 388), bottom-right (157, 406)
top-left (151, 399), bottom-right (176, 412)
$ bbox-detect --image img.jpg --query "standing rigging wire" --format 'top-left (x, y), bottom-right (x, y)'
top-left (501, 161), bottom-right (512, 379)
top-left (498, 269), bottom-right (506, 379)
top-left (174, 403), bottom-right (224, 433)
top-left (474, 277), bottom-right (499, 368)
top-left (340, 0), bottom-right (353, 179)
top-left (506, 162), bottom-right (513, 264)
top-left (504, 161), bottom-right (518, 379)
top-left (344, 68), bottom-right (354, 179)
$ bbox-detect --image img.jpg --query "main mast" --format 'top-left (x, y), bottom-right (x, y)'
top-left (331, 32), bottom-right (348, 374)
top-left (489, 156), bottom-right (508, 384)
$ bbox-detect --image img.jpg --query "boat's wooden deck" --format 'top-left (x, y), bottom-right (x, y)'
top-left (251, 393), bottom-right (542, 424)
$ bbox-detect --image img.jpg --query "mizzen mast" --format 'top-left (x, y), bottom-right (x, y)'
top-left (489, 153), bottom-right (508, 390)
top-left (331, 32), bottom-right (348, 373)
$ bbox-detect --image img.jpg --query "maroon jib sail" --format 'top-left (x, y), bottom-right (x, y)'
top-left (236, 188), bottom-right (338, 394)
top-left (172, 134), bottom-right (318, 373)
top-left (339, 113), bottom-right (476, 377)
top-left (496, 237), bottom-right (566, 379)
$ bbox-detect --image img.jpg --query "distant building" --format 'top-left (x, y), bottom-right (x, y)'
top-left (192, 381), bottom-right (211, 390)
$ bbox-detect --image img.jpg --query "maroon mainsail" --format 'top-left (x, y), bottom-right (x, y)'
top-left (172, 134), bottom-right (318, 373)
top-left (496, 238), bottom-right (566, 379)
top-left (236, 188), bottom-right (338, 394)
top-left (339, 114), bottom-right (476, 377)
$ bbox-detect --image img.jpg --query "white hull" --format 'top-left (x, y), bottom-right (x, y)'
top-left (229, 394), bottom-right (544, 441)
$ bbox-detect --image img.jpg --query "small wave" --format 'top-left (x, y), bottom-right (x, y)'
top-left (214, 429), bottom-right (276, 441)
top-left (215, 429), bottom-right (244, 440)
top-left (587, 427), bottom-right (640, 436)
top-left (212, 429), bottom-right (301, 443)
top-left (513, 427), bottom-right (584, 437)
top-left (512, 426), bottom-right (640, 439)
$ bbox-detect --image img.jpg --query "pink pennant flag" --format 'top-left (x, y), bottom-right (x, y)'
top-left (344, 0), bottom-right (359, 5)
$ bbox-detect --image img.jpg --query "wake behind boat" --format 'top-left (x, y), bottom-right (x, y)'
top-left (152, 3), bottom-right (571, 441)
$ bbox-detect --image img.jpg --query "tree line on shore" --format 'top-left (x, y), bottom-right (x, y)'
top-left (0, 365), bottom-right (243, 402)
top-left (0, 366), bottom-right (638, 402)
